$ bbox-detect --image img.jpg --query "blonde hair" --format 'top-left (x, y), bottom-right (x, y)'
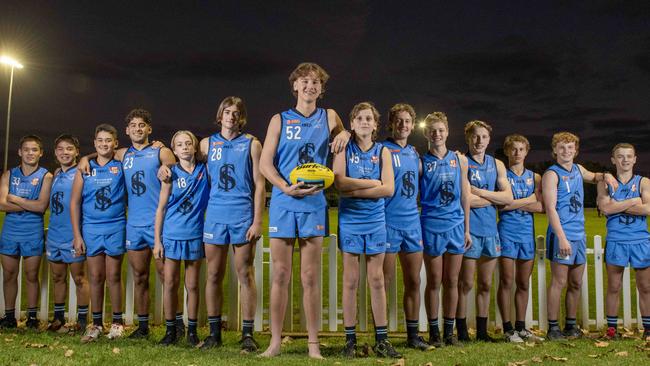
top-left (171, 130), bottom-right (199, 160)
top-left (349, 102), bottom-right (380, 141)
top-left (423, 112), bottom-right (448, 129)
top-left (387, 103), bottom-right (416, 133)
top-left (611, 142), bottom-right (635, 156)
top-left (288, 62), bottom-right (330, 98)
top-left (464, 120), bottom-right (492, 142)
top-left (503, 134), bottom-right (530, 153)
top-left (550, 132), bottom-right (579, 158)
top-left (216, 96), bottom-right (247, 129)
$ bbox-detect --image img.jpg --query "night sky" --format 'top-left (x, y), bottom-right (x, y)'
top-left (1, 1), bottom-right (649, 171)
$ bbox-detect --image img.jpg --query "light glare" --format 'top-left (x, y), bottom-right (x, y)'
top-left (0, 56), bottom-right (24, 69)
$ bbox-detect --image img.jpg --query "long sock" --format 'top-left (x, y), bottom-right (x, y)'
top-left (503, 321), bottom-right (513, 333)
top-left (77, 305), bottom-right (88, 328)
top-left (443, 317), bottom-right (455, 338)
top-left (208, 316), bottom-right (222, 338)
top-left (54, 303), bottom-right (65, 321)
top-left (428, 318), bottom-right (439, 340)
top-left (565, 317), bottom-right (576, 330)
top-left (112, 312), bottom-right (123, 325)
top-left (92, 312), bottom-right (103, 327)
top-left (137, 314), bottom-right (149, 330)
top-left (242, 319), bottom-right (254, 338)
top-left (476, 316), bottom-right (488, 337)
top-left (642, 316), bottom-right (650, 332)
top-left (456, 317), bottom-right (468, 336)
top-left (375, 325), bottom-right (388, 343)
top-left (606, 315), bottom-right (618, 329)
top-left (4, 309), bottom-right (15, 321)
top-left (188, 318), bottom-right (197, 334)
top-left (345, 326), bottom-right (357, 343)
top-left (515, 320), bottom-right (525, 332)
top-left (548, 319), bottom-right (559, 330)
top-left (406, 319), bottom-right (419, 339)
top-left (176, 312), bottom-right (184, 326)
top-left (27, 307), bottom-right (37, 320)
top-left (165, 319), bottom-right (176, 334)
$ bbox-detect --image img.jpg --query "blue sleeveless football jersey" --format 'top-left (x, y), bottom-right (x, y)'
top-left (420, 151), bottom-right (464, 231)
top-left (498, 168), bottom-right (535, 243)
top-left (205, 133), bottom-right (254, 224)
top-left (467, 154), bottom-right (498, 236)
top-left (338, 140), bottom-right (385, 228)
top-left (606, 175), bottom-right (648, 242)
top-left (163, 163), bottom-right (210, 240)
top-left (546, 164), bottom-right (584, 240)
top-left (122, 145), bottom-right (161, 227)
top-left (81, 159), bottom-right (126, 234)
top-left (48, 166), bottom-right (77, 243)
top-left (383, 139), bottom-right (419, 230)
top-left (271, 108), bottom-right (329, 212)
top-left (1, 166), bottom-right (48, 239)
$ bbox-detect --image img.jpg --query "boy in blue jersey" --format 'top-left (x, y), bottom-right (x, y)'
top-left (596, 143), bottom-right (650, 340)
top-left (382, 103), bottom-right (431, 351)
top-left (543, 132), bottom-right (615, 340)
top-left (496, 134), bottom-right (544, 343)
top-left (259, 62), bottom-right (349, 359)
top-left (0, 135), bottom-right (53, 329)
top-left (71, 124), bottom-right (127, 342)
top-left (419, 112), bottom-right (471, 346)
top-left (457, 120), bottom-right (513, 342)
top-left (46, 135), bottom-right (90, 334)
top-left (153, 131), bottom-right (209, 346)
top-left (334, 102), bottom-right (400, 358)
top-left (79, 109), bottom-right (176, 338)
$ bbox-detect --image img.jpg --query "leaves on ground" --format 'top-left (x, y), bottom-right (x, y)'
top-left (615, 351), bottom-right (628, 357)
top-left (64, 349), bottom-right (74, 357)
top-left (24, 343), bottom-right (47, 348)
top-left (281, 336), bottom-right (293, 344)
top-left (112, 347), bottom-right (120, 354)
top-left (390, 358), bottom-right (405, 366)
top-left (594, 341), bottom-right (609, 348)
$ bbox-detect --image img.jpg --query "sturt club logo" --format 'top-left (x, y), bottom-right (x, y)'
top-left (569, 192), bottom-right (582, 213)
top-left (177, 193), bottom-right (194, 215)
top-left (401, 171), bottom-right (416, 198)
top-left (218, 164), bottom-right (236, 192)
top-left (440, 180), bottom-right (455, 206)
top-left (131, 170), bottom-right (146, 196)
top-left (94, 186), bottom-right (112, 211)
top-left (298, 143), bottom-right (315, 164)
top-left (51, 191), bottom-right (64, 215)
top-left (619, 214), bottom-right (637, 225)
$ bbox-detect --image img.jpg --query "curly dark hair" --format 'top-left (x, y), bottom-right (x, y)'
top-left (125, 108), bottom-right (152, 126)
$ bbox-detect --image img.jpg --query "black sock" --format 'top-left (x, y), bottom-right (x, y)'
top-left (27, 307), bottom-right (37, 320)
top-left (208, 315), bottom-right (222, 338)
top-left (515, 320), bottom-right (525, 332)
top-left (176, 312), bottom-right (184, 326)
top-left (137, 314), bottom-right (149, 330)
top-left (428, 318), bottom-right (439, 340)
top-left (476, 316), bottom-right (488, 337)
top-left (548, 319), bottom-right (559, 330)
top-left (375, 325), bottom-right (388, 343)
top-left (345, 326), bottom-right (357, 343)
top-left (112, 312), bottom-right (123, 325)
top-left (165, 319), bottom-right (176, 334)
top-left (606, 315), bottom-right (617, 329)
top-left (54, 303), bottom-right (65, 321)
top-left (503, 321), bottom-right (513, 333)
top-left (188, 318), bottom-right (197, 334)
top-left (77, 305), bottom-right (88, 328)
top-left (92, 311), bottom-right (103, 327)
top-left (443, 317), bottom-right (455, 338)
top-left (242, 319), bottom-right (254, 338)
top-left (5, 309), bottom-right (15, 321)
top-left (565, 317), bottom-right (576, 330)
top-left (456, 317), bottom-right (468, 336)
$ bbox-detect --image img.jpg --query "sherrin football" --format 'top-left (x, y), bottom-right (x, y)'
top-left (289, 163), bottom-right (334, 189)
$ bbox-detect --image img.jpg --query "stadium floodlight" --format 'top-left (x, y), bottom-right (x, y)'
top-left (1, 55), bottom-right (24, 171)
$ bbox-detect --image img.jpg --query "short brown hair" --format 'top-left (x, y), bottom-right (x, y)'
top-left (95, 124), bottom-right (118, 139)
top-left (215, 96), bottom-right (248, 129)
top-left (288, 62), bottom-right (330, 98)
top-left (387, 103), bottom-right (416, 133)
top-left (423, 112), bottom-right (449, 129)
top-left (611, 142), bottom-right (635, 156)
top-left (54, 134), bottom-right (80, 151)
top-left (464, 120), bottom-right (492, 142)
top-left (19, 135), bottom-right (43, 151)
top-left (503, 134), bottom-right (530, 153)
top-left (125, 108), bottom-right (152, 126)
top-left (551, 131), bottom-right (579, 158)
top-left (349, 102), bottom-right (380, 141)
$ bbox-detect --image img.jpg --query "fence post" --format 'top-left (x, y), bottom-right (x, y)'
top-left (358, 254), bottom-right (368, 332)
top-left (526, 276), bottom-right (533, 327)
top-left (254, 236), bottom-right (264, 332)
top-left (124, 264), bottom-right (134, 325)
top-left (227, 246), bottom-right (240, 330)
top-left (637, 289), bottom-right (642, 331)
top-left (67, 272), bottom-right (77, 323)
top-left (622, 265), bottom-right (632, 329)
top-left (153, 268), bottom-right (163, 325)
top-left (387, 258), bottom-right (398, 332)
top-left (494, 264), bottom-right (502, 331)
top-left (593, 236), bottom-right (605, 329)
top-left (418, 264), bottom-right (427, 332)
top-left (580, 252), bottom-right (590, 330)
top-left (38, 257), bottom-right (49, 321)
top-left (535, 235), bottom-right (547, 331)
top-left (328, 234), bottom-right (338, 332)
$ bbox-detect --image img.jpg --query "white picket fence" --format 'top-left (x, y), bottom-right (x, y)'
top-left (0, 234), bottom-right (645, 332)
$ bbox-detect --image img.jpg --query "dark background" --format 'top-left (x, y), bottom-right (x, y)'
top-left (1, 1), bottom-right (649, 177)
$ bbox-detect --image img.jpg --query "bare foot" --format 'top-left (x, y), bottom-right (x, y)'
top-left (259, 344), bottom-right (281, 358)
top-left (308, 342), bottom-right (324, 360)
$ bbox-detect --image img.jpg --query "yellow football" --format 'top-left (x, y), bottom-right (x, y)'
top-left (289, 163), bottom-right (334, 189)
